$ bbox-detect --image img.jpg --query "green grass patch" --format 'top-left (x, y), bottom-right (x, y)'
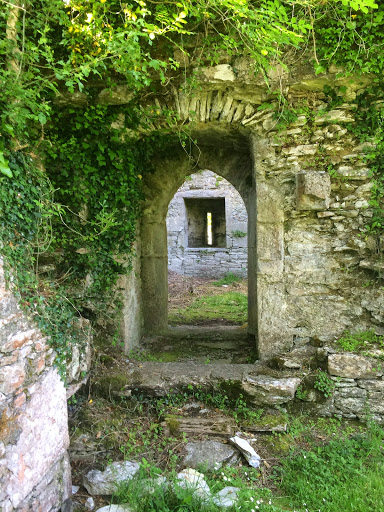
top-left (276, 422), bottom-right (384, 512)
top-left (168, 292), bottom-right (247, 325)
top-left (213, 272), bottom-right (242, 286)
top-left (336, 329), bottom-right (384, 352)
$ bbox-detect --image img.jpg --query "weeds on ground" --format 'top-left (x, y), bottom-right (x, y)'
top-left (154, 384), bottom-right (264, 425)
top-left (168, 292), bottom-right (247, 325)
top-left (113, 459), bottom-right (287, 512)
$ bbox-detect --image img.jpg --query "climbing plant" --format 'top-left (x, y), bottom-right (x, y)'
top-left (0, 0), bottom-right (382, 375)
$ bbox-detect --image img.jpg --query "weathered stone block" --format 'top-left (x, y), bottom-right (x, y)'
top-left (334, 396), bottom-right (366, 415)
top-left (257, 224), bottom-right (284, 267)
top-left (242, 374), bottom-right (301, 405)
top-left (0, 362), bottom-right (25, 396)
top-left (84, 461), bottom-right (140, 495)
top-left (183, 441), bottom-right (240, 470)
top-left (357, 379), bottom-right (384, 392)
top-left (202, 64), bottom-right (235, 82)
top-left (296, 171), bottom-right (331, 211)
top-left (328, 353), bottom-right (382, 379)
top-left (315, 109), bottom-right (354, 125)
top-left (256, 182), bottom-right (284, 223)
top-left (97, 86), bottom-right (134, 105)
top-left (282, 144), bottom-right (318, 156)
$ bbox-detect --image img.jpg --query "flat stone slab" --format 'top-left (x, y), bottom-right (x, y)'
top-left (99, 362), bottom-right (302, 407)
top-left (183, 441), bottom-right (240, 470)
top-left (328, 353), bottom-right (382, 379)
top-left (123, 362), bottom-right (256, 396)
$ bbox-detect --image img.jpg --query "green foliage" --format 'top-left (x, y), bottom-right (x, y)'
top-left (155, 384), bottom-right (263, 425)
top-left (168, 292), bottom-right (247, 325)
top-left (336, 329), bottom-right (384, 352)
top-left (313, 369), bottom-right (336, 398)
top-left (0, 151), bottom-right (86, 377)
top-left (312, 3), bottom-right (383, 74)
top-left (114, 460), bottom-right (282, 512)
top-left (213, 272), bottom-right (242, 286)
top-left (1, 0), bottom-right (383, 375)
top-left (346, 88), bottom-right (384, 237)
top-left (231, 231), bottom-right (247, 239)
top-left (295, 386), bottom-right (309, 401)
top-left (277, 422), bottom-right (384, 512)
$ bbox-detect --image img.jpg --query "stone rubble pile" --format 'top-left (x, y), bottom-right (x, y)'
top-left (83, 438), bottom-right (259, 511)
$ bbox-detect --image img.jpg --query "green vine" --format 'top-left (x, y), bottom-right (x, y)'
top-left (1, 0), bottom-right (384, 379)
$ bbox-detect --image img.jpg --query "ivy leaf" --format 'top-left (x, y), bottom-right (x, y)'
top-left (0, 152), bottom-right (12, 178)
top-left (38, 113), bottom-right (47, 125)
top-left (0, 163), bottom-right (13, 178)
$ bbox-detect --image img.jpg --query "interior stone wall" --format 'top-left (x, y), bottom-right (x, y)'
top-left (166, 170), bottom-right (248, 278)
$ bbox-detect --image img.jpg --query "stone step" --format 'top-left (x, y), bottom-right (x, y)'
top-left (141, 326), bottom-right (256, 364)
top-left (93, 361), bottom-right (302, 407)
top-left (164, 326), bottom-right (251, 341)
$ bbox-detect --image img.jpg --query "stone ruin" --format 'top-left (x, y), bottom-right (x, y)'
top-left (1, 58), bottom-right (384, 509)
top-left (167, 170), bottom-right (248, 278)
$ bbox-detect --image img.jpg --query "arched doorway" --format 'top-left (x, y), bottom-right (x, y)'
top-left (140, 136), bottom-right (258, 346)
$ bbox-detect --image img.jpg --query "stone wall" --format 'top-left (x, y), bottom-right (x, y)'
top-left (0, 257), bottom-right (91, 511)
top-left (60, 60), bottom-right (384, 353)
top-left (313, 350), bottom-right (384, 424)
top-left (166, 170), bottom-right (248, 278)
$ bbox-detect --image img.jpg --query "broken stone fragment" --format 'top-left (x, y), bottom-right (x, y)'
top-left (183, 440), bottom-right (240, 470)
top-left (83, 461), bottom-right (140, 495)
top-left (176, 468), bottom-right (211, 501)
top-left (213, 486), bottom-right (240, 508)
top-left (95, 506), bottom-right (133, 512)
top-left (314, 109), bottom-right (354, 125)
top-left (202, 64), bottom-right (235, 82)
top-left (242, 374), bottom-right (301, 405)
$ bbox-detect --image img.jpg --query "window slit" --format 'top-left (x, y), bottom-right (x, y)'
top-left (207, 212), bottom-right (212, 246)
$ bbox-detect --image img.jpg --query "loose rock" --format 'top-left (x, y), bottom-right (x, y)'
top-left (176, 468), bottom-right (211, 501)
top-left (183, 440), bottom-right (240, 470)
top-left (213, 486), bottom-right (240, 508)
top-left (95, 506), bottom-right (133, 512)
top-left (83, 461), bottom-right (140, 495)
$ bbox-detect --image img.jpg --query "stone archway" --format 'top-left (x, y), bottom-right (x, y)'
top-left (140, 131), bottom-right (258, 346)
top-left (119, 128), bottom-right (288, 360)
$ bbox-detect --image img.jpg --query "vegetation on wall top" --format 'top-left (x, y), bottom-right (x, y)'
top-left (0, 0), bottom-right (383, 375)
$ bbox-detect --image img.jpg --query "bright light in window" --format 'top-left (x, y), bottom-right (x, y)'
top-left (207, 212), bottom-right (212, 246)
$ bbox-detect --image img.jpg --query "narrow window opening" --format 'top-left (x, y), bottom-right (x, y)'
top-left (207, 212), bottom-right (212, 246)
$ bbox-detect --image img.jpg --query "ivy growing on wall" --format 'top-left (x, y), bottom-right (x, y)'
top-left (0, 0), bottom-right (383, 375)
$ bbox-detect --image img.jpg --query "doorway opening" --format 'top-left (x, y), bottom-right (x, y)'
top-left (141, 169), bottom-right (254, 364)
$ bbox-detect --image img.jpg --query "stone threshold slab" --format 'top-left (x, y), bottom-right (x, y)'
top-left (102, 362), bottom-right (301, 406)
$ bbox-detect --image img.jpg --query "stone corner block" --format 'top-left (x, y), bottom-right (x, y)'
top-left (296, 171), bottom-right (331, 211)
top-left (328, 353), bottom-right (383, 379)
top-left (241, 374), bottom-right (301, 405)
